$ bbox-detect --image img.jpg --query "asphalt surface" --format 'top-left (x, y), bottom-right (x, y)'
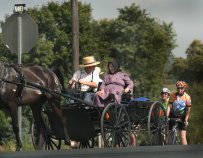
top-left (0, 145), bottom-right (202, 158)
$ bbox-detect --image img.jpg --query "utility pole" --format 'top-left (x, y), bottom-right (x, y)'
top-left (71, 0), bottom-right (79, 75)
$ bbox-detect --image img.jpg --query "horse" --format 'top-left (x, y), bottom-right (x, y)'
top-left (0, 60), bottom-right (70, 151)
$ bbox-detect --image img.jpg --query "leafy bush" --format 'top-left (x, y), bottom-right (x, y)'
top-left (0, 116), bottom-right (32, 149)
top-left (187, 82), bottom-right (203, 144)
top-left (0, 111), bottom-right (6, 131)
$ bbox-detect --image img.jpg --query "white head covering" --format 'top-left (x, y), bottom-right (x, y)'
top-left (95, 67), bottom-right (104, 75)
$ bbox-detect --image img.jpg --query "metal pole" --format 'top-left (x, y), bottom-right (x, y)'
top-left (17, 16), bottom-right (22, 140)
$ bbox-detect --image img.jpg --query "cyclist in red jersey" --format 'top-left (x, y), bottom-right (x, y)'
top-left (167, 81), bottom-right (191, 145)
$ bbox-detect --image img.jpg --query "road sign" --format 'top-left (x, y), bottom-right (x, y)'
top-left (2, 13), bottom-right (38, 53)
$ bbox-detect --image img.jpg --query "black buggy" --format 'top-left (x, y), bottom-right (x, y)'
top-left (31, 89), bottom-right (168, 150)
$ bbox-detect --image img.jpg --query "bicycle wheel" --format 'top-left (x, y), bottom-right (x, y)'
top-left (171, 131), bottom-right (177, 145)
top-left (169, 130), bottom-right (177, 145)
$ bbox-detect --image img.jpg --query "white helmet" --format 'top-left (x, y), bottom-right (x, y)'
top-left (161, 88), bottom-right (170, 95)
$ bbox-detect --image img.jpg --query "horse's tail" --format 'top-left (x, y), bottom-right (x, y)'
top-left (50, 66), bottom-right (67, 93)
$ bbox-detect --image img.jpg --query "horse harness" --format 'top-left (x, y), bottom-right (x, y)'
top-left (0, 63), bottom-right (28, 101)
top-left (0, 62), bottom-right (63, 102)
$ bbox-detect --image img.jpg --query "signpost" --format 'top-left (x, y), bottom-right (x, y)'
top-left (2, 4), bottom-right (38, 140)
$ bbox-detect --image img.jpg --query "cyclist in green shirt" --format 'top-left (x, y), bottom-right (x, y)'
top-left (157, 88), bottom-right (170, 145)
top-left (158, 88), bottom-right (170, 111)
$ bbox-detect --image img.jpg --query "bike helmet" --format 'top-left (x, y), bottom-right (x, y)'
top-left (176, 81), bottom-right (187, 88)
top-left (160, 88), bottom-right (170, 95)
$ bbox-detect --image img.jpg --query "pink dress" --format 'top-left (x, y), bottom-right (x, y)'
top-left (92, 71), bottom-right (133, 107)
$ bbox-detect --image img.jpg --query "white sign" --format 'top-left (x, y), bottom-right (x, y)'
top-left (14, 4), bottom-right (26, 13)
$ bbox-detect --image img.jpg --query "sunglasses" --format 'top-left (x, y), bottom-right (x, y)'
top-left (161, 93), bottom-right (168, 95)
top-left (177, 87), bottom-right (184, 90)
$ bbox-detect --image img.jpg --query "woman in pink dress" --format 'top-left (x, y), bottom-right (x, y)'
top-left (92, 59), bottom-right (133, 107)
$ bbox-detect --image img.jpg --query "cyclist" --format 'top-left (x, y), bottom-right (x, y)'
top-left (167, 81), bottom-right (191, 145)
top-left (158, 88), bottom-right (170, 111)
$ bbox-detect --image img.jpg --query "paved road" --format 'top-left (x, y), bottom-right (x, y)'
top-left (0, 145), bottom-right (202, 158)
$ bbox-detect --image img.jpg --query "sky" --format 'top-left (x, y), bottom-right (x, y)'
top-left (0, 0), bottom-right (203, 59)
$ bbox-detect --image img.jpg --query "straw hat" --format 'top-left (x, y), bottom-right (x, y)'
top-left (80, 56), bottom-right (100, 67)
top-left (95, 67), bottom-right (104, 75)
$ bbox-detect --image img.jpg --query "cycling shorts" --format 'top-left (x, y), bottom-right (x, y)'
top-left (169, 113), bottom-right (187, 131)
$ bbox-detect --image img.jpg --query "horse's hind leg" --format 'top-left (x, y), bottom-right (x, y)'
top-left (8, 103), bottom-right (22, 151)
top-left (30, 103), bottom-right (46, 150)
top-left (47, 97), bottom-right (70, 145)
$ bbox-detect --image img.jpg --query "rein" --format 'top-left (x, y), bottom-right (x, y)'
top-left (0, 76), bottom-right (93, 106)
top-left (0, 62), bottom-right (94, 106)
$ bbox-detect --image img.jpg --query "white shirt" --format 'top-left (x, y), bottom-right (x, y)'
top-left (98, 78), bottom-right (103, 82)
top-left (72, 69), bottom-right (100, 92)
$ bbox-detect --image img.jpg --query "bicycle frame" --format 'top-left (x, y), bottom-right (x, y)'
top-left (168, 118), bottom-right (183, 145)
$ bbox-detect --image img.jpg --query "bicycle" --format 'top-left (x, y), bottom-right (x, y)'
top-left (168, 118), bottom-right (183, 145)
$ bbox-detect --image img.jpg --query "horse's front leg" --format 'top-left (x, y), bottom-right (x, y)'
top-left (9, 104), bottom-right (22, 151)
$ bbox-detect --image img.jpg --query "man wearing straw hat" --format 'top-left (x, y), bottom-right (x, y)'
top-left (68, 56), bottom-right (100, 103)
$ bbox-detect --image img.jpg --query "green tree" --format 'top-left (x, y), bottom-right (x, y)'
top-left (187, 82), bottom-right (203, 144)
top-left (0, 111), bottom-right (6, 133)
top-left (186, 39), bottom-right (203, 82)
top-left (172, 40), bottom-right (203, 83)
top-left (110, 4), bottom-right (177, 99)
top-left (0, 116), bottom-right (31, 146)
top-left (171, 57), bottom-right (189, 80)
top-left (91, 18), bottom-right (115, 74)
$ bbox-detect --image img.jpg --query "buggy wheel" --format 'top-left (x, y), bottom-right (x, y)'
top-left (101, 103), bottom-right (131, 147)
top-left (78, 137), bottom-right (94, 149)
top-left (148, 102), bottom-right (168, 146)
top-left (31, 116), bottom-right (61, 150)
